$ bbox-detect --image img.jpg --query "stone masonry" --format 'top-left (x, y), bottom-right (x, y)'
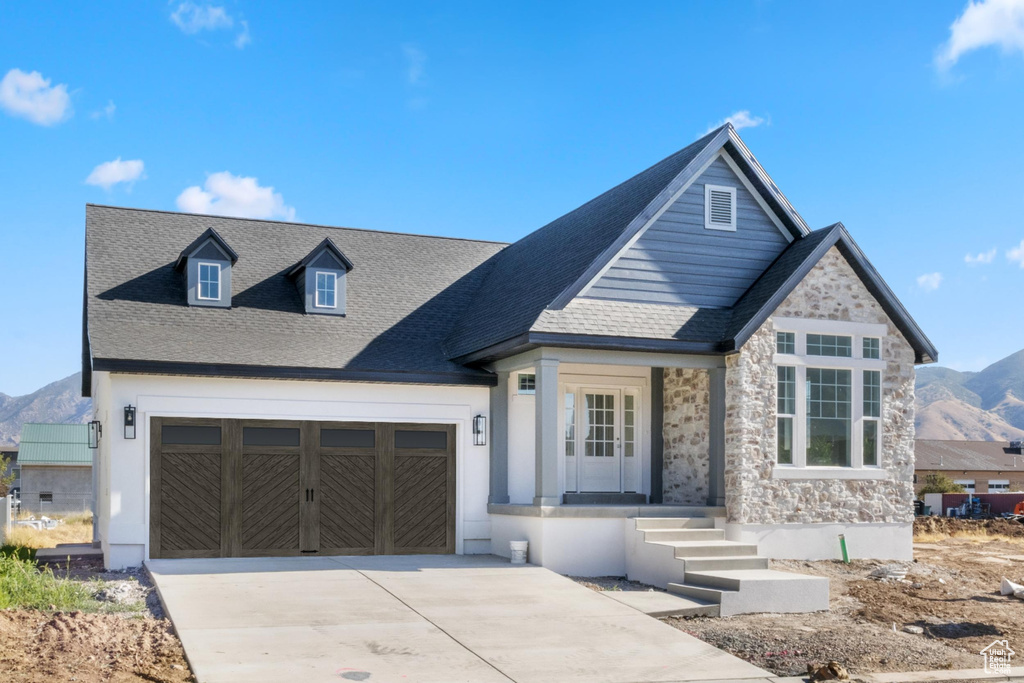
top-left (662, 368), bottom-right (710, 505)
top-left (724, 246), bottom-right (916, 525)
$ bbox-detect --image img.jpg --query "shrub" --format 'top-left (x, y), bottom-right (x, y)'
top-left (918, 473), bottom-right (966, 497)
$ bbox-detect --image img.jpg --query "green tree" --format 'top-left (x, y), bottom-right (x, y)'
top-left (917, 473), bottom-right (966, 497)
top-left (0, 454), bottom-right (15, 498)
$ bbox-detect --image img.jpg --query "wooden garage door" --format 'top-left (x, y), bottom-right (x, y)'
top-left (150, 418), bottom-right (454, 559)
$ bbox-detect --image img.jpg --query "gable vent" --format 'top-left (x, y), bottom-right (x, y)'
top-left (705, 184), bottom-right (737, 231)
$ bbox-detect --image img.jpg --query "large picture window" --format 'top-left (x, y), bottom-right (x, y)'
top-left (773, 321), bottom-right (886, 472)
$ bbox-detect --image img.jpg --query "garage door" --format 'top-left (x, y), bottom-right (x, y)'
top-left (149, 418), bottom-right (455, 559)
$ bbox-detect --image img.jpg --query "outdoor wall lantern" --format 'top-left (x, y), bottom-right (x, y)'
top-left (473, 414), bottom-right (487, 446)
top-left (88, 420), bottom-right (102, 449)
top-left (124, 405), bottom-right (137, 440)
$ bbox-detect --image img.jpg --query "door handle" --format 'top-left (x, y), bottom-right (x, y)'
top-left (310, 488), bottom-right (314, 503)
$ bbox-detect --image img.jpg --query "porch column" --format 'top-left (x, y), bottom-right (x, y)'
top-left (650, 367), bottom-right (664, 504)
top-left (707, 367), bottom-right (726, 507)
top-left (488, 371), bottom-right (510, 505)
top-left (534, 358), bottom-right (561, 506)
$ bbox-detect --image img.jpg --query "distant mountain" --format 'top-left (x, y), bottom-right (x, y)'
top-left (0, 373), bottom-right (92, 446)
top-left (916, 350), bottom-right (1024, 441)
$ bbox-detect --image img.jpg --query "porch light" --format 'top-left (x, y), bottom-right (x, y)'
top-left (124, 405), bottom-right (137, 440)
top-left (473, 414), bottom-right (487, 446)
top-left (88, 420), bottom-right (102, 449)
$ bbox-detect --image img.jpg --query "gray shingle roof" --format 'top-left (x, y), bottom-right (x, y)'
top-left (444, 127), bottom-right (728, 360)
top-left (85, 205), bottom-right (506, 389)
top-left (916, 440), bottom-right (1024, 471)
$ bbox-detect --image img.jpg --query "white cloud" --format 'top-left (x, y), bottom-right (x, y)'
top-left (403, 44), bottom-right (427, 85)
top-left (91, 100), bottom-right (116, 120)
top-left (170, 2), bottom-right (233, 34)
top-left (916, 272), bottom-right (944, 292)
top-left (936, 0), bottom-right (1024, 69)
top-left (706, 110), bottom-right (767, 134)
top-left (234, 20), bottom-right (251, 49)
top-left (176, 171), bottom-right (295, 221)
top-left (965, 248), bottom-right (997, 264)
top-left (85, 158), bottom-right (145, 190)
top-left (0, 68), bottom-right (72, 126)
top-left (1008, 239), bottom-right (1024, 267)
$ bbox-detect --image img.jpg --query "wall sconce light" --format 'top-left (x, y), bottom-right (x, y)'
top-left (88, 421), bottom-right (102, 449)
top-left (473, 414), bottom-right (487, 446)
top-left (124, 405), bottom-right (137, 440)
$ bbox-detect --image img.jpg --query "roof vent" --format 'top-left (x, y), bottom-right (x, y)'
top-left (705, 184), bottom-right (737, 231)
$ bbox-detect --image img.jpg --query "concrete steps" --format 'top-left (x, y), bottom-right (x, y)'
top-left (602, 589), bottom-right (720, 618)
top-left (624, 516), bottom-right (829, 616)
top-left (669, 569), bottom-right (829, 616)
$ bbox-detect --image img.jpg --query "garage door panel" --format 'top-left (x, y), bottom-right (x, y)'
top-left (158, 451), bottom-right (222, 554)
top-left (319, 453), bottom-right (376, 552)
top-left (393, 451), bottom-right (450, 553)
top-left (240, 454), bottom-right (301, 555)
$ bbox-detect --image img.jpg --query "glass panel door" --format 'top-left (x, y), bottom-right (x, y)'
top-left (579, 390), bottom-right (621, 492)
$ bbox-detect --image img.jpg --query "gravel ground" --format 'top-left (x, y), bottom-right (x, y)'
top-left (572, 527), bottom-right (1024, 677)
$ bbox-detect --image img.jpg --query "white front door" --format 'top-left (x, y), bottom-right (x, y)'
top-left (579, 390), bottom-right (621, 492)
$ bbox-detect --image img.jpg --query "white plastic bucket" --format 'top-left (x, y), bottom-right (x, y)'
top-left (509, 540), bottom-right (528, 565)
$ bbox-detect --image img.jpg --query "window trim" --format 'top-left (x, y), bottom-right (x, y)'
top-left (314, 271), bottom-right (338, 309)
top-left (772, 321), bottom-right (887, 478)
top-left (517, 373), bottom-right (536, 395)
top-left (704, 184), bottom-right (737, 232)
top-left (196, 261), bottom-right (221, 301)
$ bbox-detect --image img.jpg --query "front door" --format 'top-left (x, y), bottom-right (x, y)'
top-left (579, 391), bottom-right (621, 492)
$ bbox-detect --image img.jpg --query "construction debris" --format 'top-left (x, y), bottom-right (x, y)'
top-left (1000, 577), bottom-right (1024, 599)
top-left (807, 661), bottom-right (850, 681)
top-left (869, 565), bottom-right (909, 581)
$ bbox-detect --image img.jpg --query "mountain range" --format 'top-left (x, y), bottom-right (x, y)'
top-left (1, 351), bottom-right (1024, 447)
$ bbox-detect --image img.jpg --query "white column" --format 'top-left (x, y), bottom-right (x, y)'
top-left (534, 359), bottom-right (561, 506)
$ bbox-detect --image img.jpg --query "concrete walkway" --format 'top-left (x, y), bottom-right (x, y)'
top-left (147, 554), bottom-right (770, 683)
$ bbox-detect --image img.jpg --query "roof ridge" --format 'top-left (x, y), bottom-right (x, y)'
top-left (85, 204), bottom-right (512, 246)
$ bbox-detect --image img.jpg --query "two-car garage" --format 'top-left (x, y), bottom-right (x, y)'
top-left (149, 417), bottom-right (455, 559)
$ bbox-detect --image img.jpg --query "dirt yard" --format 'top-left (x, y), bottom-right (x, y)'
top-left (670, 518), bottom-right (1024, 677)
top-left (0, 565), bottom-right (193, 683)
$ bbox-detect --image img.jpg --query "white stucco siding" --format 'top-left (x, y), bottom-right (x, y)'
top-left (92, 371), bottom-right (491, 569)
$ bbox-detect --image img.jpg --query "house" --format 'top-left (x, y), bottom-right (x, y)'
top-left (16, 424), bottom-right (92, 514)
top-left (915, 439), bottom-right (1024, 493)
top-left (83, 125), bottom-right (936, 614)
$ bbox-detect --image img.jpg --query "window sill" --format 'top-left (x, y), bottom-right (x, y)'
top-left (772, 466), bottom-right (889, 481)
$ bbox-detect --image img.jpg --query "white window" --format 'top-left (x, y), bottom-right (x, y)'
top-left (955, 479), bottom-right (976, 493)
top-left (772, 319), bottom-right (888, 476)
top-left (315, 271), bottom-right (337, 308)
top-left (863, 337), bottom-right (881, 360)
top-left (989, 480), bottom-right (1010, 492)
top-left (197, 262), bottom-right (220, 300)
top-left (704, 184), bottom-right (737, 231)
top-left (518, 374), bottom-right (536, 394)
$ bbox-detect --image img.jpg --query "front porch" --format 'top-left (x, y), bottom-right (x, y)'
top-left (485, 347), bottom-right (728, 510)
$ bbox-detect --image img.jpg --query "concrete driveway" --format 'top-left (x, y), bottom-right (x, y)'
top-left (147, 554), bottom-right (770, 683)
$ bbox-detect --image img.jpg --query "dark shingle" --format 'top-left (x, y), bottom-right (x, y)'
top-left (85, 205), bottom-right (506, 384)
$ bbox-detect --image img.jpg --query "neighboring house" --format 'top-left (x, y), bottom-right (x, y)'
top-left (17, 424), bottom-right (92, 514)
top-left (83, 124), bottom-right (936, 613)
top-left (1, 447), bottom-right (19, 494)
top-left (915, 439), bottom-right (1024, 494)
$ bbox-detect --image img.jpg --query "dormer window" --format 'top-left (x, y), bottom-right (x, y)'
top-left (315, 271), bottom-right (337, 308)
top-left (174, 227), bottom-right (238, 308)
top-left (198, 262), bottom-right (221, 301)
top-left (287, 237), bottom-right (354, 316)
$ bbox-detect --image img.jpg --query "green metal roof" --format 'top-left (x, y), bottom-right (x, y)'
top-left (17, 423), bottom-right (92, 466)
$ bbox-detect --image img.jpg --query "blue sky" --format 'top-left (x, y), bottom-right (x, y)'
top-left (1, 1), bottom-right (1023, 396)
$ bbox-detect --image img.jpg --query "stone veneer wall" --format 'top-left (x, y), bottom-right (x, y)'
top-left (663, 368), bottom-right (710, 505)
top-left (724, 246), bottom-right (916, 525)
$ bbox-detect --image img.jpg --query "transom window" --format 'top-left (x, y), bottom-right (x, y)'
top-left (806, 334), bottom-right (852, 357)
top-left (315, 271), bottom-right (337, 308)
top-left (773, 322), bottom-right (886, 471)
top-left (518, 374), bottom-right (536, 394)
top-left (863, 337), bottom-right (881, 360)
top-left (197, 262), bottom-right (220, 300)
top-left (776, 331), bottom-right (796, 355)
